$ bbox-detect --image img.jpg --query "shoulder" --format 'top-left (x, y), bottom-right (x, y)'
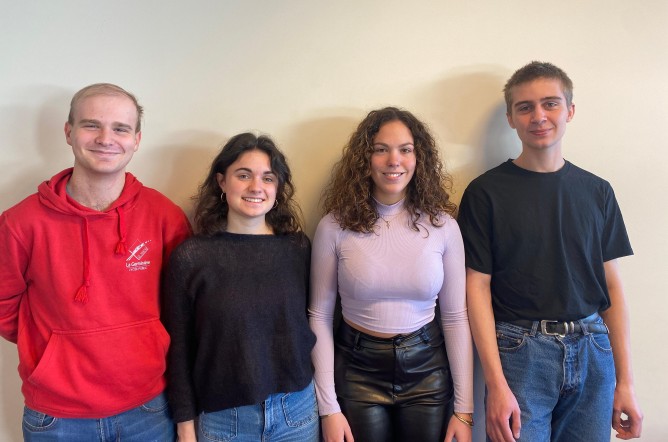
top-left (2, 192), bottom-right (41, 219)
top-left (565, 162), bottom-right (611, 186)
top-left (421, 212), bottom-right (461, 236)
top-left (1, 193), bottom-right (42, 234)
top-left (463, 161), bottom-right (513, 194)
top-left (137, 187), bottom-right (189, 220)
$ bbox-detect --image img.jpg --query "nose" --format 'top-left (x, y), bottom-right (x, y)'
top-left (96, 127), bottom-right (113, 146)
top-left (387, 148), bottom-right (400, 166)
top-left (531, 107), bottom-right (546, 124)
top-left (249, 176), bottom-right (263, 192)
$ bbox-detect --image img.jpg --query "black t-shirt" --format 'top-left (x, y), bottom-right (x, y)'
top-left (458, 160), bottom-right (632, 321)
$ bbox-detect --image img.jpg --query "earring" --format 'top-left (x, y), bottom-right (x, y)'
top-left (272, 200), bottom-right (279, 209)
top-left (220, 192), bottom-right (226, 202)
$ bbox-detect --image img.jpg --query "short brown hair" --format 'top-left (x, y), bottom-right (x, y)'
top-left (504, 61), bottom-right (573, 114)
top-left (68, 83), bottom-right (143, 132)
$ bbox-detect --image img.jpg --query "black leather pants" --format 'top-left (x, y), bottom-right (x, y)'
top-left (334, 320), bottom-right (453, 442)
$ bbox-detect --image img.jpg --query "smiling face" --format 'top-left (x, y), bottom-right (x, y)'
top-left (65, 94), bottom-right (141, 179)
top-left (217, 149), bottom-right (278, 231)
top-left (369, 120), bottom-right (416, 205)
top-left (506, 77), bottom-right (575, 154)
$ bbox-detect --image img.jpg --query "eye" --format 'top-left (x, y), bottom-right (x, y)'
top-left (237, 173), bottom-right (250, 180)
top-left (517, 105), bottom-right (530, 113)
top-left (400, 147), bottom-right (414, 154)
top-left (263, 176), bottom-right (276, 183)
top-left (545, 101), bottom-right (559, 109)
top-left (372, 145), bottom-right (387, 153)
top-left (114, 127), bottom-right (131, 133)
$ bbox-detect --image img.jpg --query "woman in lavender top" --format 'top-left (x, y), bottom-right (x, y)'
top-left (309, 107), bottom-right (474, 442)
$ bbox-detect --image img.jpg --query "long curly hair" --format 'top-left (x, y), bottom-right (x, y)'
top-left (322, 107), bottom-right (457, 233)
top-left (193, 133), bottom-right (303, 235)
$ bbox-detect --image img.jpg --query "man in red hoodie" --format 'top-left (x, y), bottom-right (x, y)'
top-left (0, 83), bottom-right (191, 441)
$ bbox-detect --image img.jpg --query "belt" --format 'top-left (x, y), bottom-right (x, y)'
top-left (506, 313), bottom-right (609, 337)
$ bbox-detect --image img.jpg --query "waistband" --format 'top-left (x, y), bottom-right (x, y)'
top-left (502, 312), bottom-right (608, 336)
top-left (337, 319), bottom-right (441, 350)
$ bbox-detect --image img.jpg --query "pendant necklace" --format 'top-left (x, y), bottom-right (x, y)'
top-left (378, 210), bottom-right (404, 228)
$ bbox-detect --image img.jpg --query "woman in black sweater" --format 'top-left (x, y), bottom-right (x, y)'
top-left (163, 133), bottom-right (318, 442)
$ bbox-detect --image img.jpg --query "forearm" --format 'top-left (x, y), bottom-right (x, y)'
top-left (600, 260), bottom-right (635, 387)
top-left (466, 269), bottom-right (507, 390)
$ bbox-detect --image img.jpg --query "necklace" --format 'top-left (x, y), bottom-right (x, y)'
top-left (378, 211), bottom-right (404, 228)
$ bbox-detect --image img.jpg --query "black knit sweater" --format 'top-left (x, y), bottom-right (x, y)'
top-left (162, 231), bottom-right (316, 423)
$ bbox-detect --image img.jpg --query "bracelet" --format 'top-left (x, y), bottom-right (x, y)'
top-left (453, 412), bottom-right (474, 427)
top-left (319, 413), bottom-right (336, 419)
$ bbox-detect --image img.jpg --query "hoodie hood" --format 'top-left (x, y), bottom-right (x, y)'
top-left (37, 168), bottom-right (144, 303)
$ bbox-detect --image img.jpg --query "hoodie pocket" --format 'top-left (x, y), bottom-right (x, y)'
top-left (27, 318), bottom-right (170, 414)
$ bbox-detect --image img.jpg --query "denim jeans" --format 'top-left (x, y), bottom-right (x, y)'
top-left (22, 392), bottom-right (175, 441)
top-left (490, 314), bottom-right (615, 442)
top-left (197, 380), bottom-right (319, 442)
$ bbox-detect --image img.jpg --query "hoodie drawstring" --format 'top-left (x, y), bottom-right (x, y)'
top-left (74, 217), bottom-right (91, 304)
top-left (115, 206), bottom-right (127, 255)
top-left (74, 207), bottom-right (127, 304)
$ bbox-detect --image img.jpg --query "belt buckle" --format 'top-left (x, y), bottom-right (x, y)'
top-left (540, 320), bottom-right (569, 337)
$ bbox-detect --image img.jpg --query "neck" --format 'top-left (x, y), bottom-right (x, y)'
top-left (67, 169), bottom-right (126, 211)
top-left (513, 149), bottom-right (565, 173)
top-left (226, 216), bottom-right (274, 235)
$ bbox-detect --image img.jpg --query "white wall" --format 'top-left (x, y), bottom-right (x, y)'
top-left (1, 1), bottom-right (666, 440)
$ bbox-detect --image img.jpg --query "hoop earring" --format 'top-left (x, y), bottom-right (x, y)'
top-left (272, 199), bottom-right (279, 209)
top-left (220, 192), bottom-right (226, 202)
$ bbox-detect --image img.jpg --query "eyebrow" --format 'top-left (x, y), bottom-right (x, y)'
top-left (372, 141), bottom-right (415, 147)
top-left (513, 96), bottom-right (564, 108)
top-left (78, 119), bottom-right (134, 130)
top-left (233, 167), bottom-right (276, 175)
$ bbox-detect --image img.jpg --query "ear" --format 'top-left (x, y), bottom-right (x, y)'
top-left (64, 122), bottom-right (73, 146)
top-left (133, 131), bottom-right (142, 152)
top-left (506, 112), bottom-right (516, 129)
top-left (216, 172), bottom-right (226, 193)
top-left (566, 103), bottom-right (575, 122)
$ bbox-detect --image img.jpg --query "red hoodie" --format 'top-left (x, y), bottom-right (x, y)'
top-left (0, 168), bottom-right (191, 418)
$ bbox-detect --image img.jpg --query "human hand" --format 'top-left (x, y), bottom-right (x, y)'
top-left (443, 414), bottom-right (472, 442)
top-left (612, 384), bottom-right (643, 439)
top-left (485, 385), bottom-right (521, 442)
top-left (176, 420), bottom-right (197, 442)
top-left (321, 412), bottom-right (355, 442)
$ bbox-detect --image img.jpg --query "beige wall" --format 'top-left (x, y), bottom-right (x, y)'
top-left (1, 1), bottom-right (666, 440)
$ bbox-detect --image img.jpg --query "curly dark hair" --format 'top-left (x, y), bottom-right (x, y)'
top-left (322, 107), bottom-right (457, 233)
top-left (193, 132), bottom-right (303, 236)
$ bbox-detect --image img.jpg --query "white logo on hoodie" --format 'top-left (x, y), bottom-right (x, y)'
top-left (126, 239), bottom-right (152, 271)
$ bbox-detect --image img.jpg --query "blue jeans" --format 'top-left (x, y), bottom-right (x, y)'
top-left (490, 314), bottom-right (615, 442)
top-left (22, 392), bottom-right (175, 441)
top-left (197, 380), bottom-right (319, 442)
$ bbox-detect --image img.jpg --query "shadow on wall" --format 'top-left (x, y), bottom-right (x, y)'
top-left (282, 113), bottom-right (359, 238)
top-left (411, 67), bottom-right (521, 205)
top-left (0, 341), bottom-right (21, 441)
top-left (1, 88), bottom-right (74, 442)
top-left (0, 88), bottom-right (73, 209)
top-left (131, 130), bottom-right (226, 222)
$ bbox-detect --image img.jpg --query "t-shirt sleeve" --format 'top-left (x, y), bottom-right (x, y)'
top-left (457, 183), bottom-right (493, 274)
top-left (601, 184), bottom-right (633, 261)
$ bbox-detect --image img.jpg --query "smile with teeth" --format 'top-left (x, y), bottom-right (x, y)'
top-left (384, 172), bottom-right (404, 177)
top-left (242, 197), bottom-right (264, 203)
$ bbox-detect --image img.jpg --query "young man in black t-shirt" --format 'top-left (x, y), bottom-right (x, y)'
top-left (458, 61), bottom-right (643, 441)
